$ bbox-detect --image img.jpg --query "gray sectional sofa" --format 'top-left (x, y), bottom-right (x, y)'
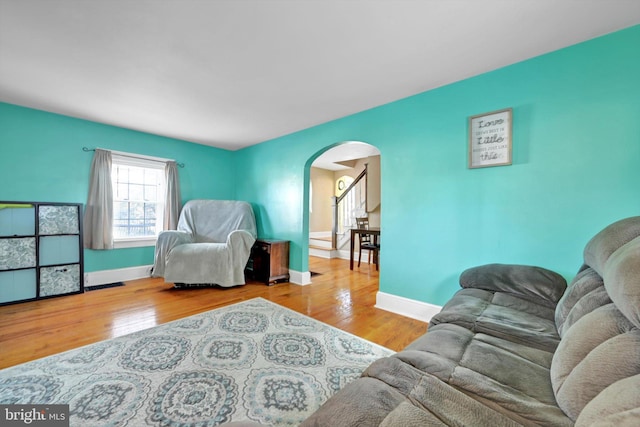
top-left (300, 216), bottom-right (640, 426)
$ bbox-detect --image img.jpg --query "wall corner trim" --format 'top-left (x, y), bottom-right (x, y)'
top-left (289, 270), bottom-right (312, 286)
top-left (375, 291), bottom-right (442, 323)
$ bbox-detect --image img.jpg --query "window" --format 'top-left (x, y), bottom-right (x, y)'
top-left (111, 154), bottom-right (165, 247)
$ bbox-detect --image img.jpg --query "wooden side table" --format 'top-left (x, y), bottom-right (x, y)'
top-left (246, 239), bottom-right (290, 285)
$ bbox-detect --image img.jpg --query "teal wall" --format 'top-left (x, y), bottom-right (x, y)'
top-left (1, 26), bottom-right (639, 306)
top-left (0, 103), bottom-right (236, 272)
top-left (236, 25), bottom-right (640, 305)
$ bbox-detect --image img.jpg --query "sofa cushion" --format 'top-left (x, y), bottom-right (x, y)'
top-left (302, 358), bottom-right (525, 427)
top-left (583, 216), bottom-right (640, 276)
top-left (394, 322), bottom-right (475, 381)
top-left (393, 323), bottom-right (572, 426)
top-left (298, 376), bottom-right (412, 427)
top-left (555, 267), bottom-right (611, 337)
top-left (550, 303), bottom-right (640, 421)
top-left (368, 359), bottom-right (524, 427)
top-left (575, 374), bottom-right (640, 427)
top-left (459, 264), bottom-right (567, 307)
top-left (430, 287), bottom-right (560, 352)
top-left (603, 235), bottom-right (640, 329)
top-left (379, 401), bottom-right (448, 427)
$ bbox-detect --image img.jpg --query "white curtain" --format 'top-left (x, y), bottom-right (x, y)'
top-left (83, 149), bottom-right (114, 249)
top-left (163, 161), bottom-right (181, 230)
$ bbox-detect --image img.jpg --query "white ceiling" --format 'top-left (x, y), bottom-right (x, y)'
top-left (1, 1), bottom-right (639, 151)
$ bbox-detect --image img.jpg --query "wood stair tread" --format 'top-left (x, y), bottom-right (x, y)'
top-left (309, 244), bottom-right (337, 251)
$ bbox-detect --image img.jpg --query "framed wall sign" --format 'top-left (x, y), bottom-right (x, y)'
top-left (468, 108), bottom-right (512, 168)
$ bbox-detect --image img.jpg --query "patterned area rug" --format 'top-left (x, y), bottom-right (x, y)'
top-left (0, 298), bottom-right (393, 426)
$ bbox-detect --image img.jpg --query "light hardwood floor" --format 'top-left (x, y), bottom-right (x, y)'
top-left (0, 256), bottom-right (427, 370)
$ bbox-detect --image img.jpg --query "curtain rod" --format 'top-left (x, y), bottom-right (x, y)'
top-left (82, 147), bottom-right (184, 168)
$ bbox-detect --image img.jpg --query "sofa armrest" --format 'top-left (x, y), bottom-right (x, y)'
top-left (227, 230), bottom-right (256, 256)
top-left (460, 263), bottom-right (567, 307)
top-left (152, 230), bottom-right (193, 277)
top-left (158, 230), bottom-right (193, 243)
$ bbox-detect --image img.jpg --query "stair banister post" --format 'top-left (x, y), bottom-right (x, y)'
top-left (331, 195), bottom-right (338, 249)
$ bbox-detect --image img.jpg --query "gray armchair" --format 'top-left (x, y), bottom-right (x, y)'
top-left (152, 199), bottom-right (257, 287)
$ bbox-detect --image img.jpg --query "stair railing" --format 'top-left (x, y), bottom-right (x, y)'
top-left (332, 165), bottom-right (367, 249)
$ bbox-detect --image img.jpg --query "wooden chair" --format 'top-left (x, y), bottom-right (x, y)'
top-left (355, 217), bottom-right (379, 270)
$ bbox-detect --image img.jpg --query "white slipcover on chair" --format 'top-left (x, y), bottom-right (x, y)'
top-left (152, 199), bottom-right (257, 287)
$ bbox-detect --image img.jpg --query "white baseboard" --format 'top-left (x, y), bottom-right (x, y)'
top-left (308, 248), bottom-right (354, 261)
top-left (84, 265), bottom-right (153, 287)
top-left (375, 291), bottom-right (442, 323)
top-left (289, 269), bottom-right (311, 286)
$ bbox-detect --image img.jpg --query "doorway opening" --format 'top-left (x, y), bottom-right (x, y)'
top-left (306, 141), bottom-right (380, 266)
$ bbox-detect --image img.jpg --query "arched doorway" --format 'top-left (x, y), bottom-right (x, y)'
top-left (305, 141), bottom-right (380, 266)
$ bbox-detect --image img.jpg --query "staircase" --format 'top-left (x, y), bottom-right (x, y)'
top-left (309, 166), bottom-right (367, 259)
top-left (309, 233), bottom-right (338, 259)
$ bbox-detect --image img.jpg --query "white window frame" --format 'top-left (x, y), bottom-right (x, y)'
top-left (111, 153), bottom-right (167, 249)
